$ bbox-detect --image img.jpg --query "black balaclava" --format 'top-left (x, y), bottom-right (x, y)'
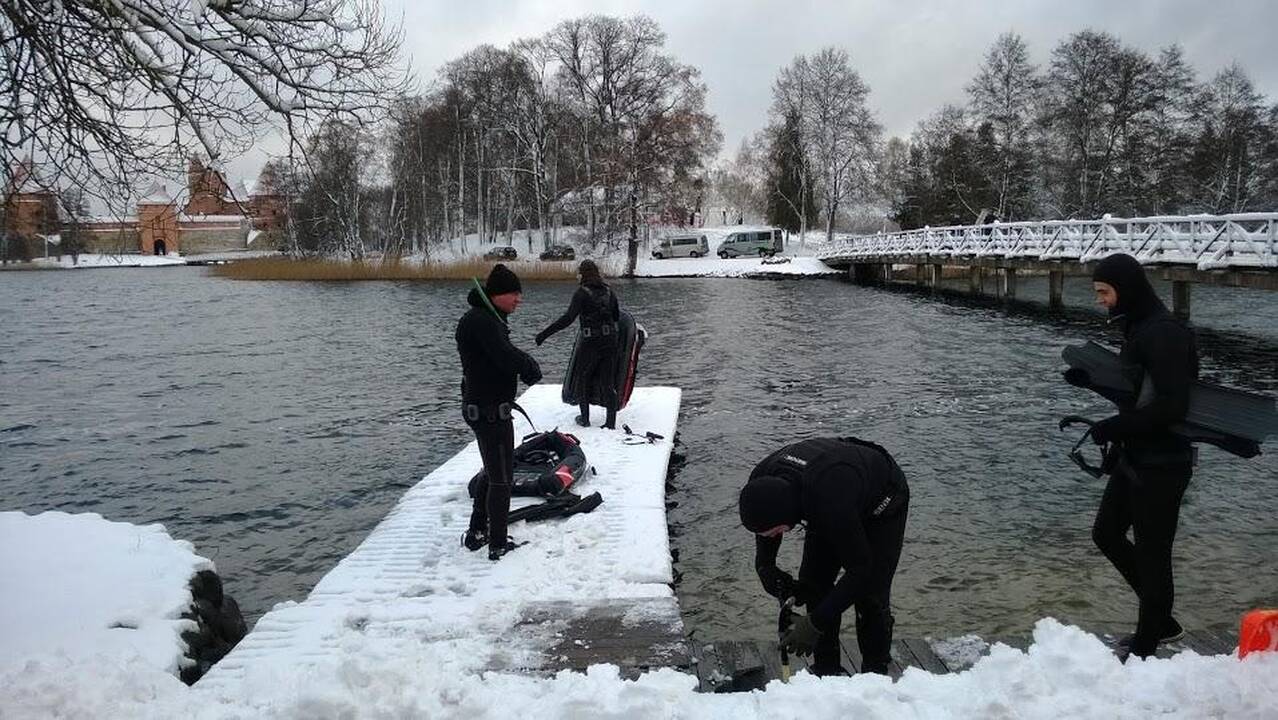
top-left (1092, 253), bottom-right (1165, 321)
top-left (738, 475), bottom-right (801, 533)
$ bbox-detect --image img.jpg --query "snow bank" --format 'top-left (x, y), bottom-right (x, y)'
top-left (27, 253), bottom-right (187, 269)
top-left (634, 255), bottom-right (839, 278)
top-left (3, 618), bottom-right (1274, 718)
top-left (0, 511), bottom-right (213, 675)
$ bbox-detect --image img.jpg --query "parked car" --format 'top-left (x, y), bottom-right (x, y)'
top-left (483, 246), bottom-right (518, 261)
top-left (718, 228), bottom-right (783, 258)
top-left (651, 233), bottom-right (709, 259)
top-left (539, 245), bottom-right (576, 261)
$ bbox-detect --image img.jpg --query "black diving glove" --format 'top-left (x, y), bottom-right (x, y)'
top-left (534, 330), bottom-right (549, 347)
top-left (757, 565), bottom-right (797, 600)
top-left (1091, 415), bottom-right (1123, 445)
top-left (521, 359), bottom-right (543, 386)
top-left (780, 614), bottom-right (821, 657)
top-left (1063, 368), bottom-right (1091, 388)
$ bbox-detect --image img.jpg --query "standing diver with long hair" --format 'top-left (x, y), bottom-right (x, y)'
top-left (535, 259), bottom-right (621, 429)
top-left (1078, 253), bottom-right (1198, 661)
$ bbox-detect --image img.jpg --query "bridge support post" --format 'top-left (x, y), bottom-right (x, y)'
top-left (882, 264), bottom-right (893, 284)
top-left (1049, 270), bottom-right (1065, 310)
top-left (968, 266), bottom-right (982, 295)
top-left (914, 264), bottom-right (927, 286)
top-left (930, 264), bottom-right (943, 291)
top-left (1172, 280), bottom-right (1192, 320)
top-left (998, 268), bottom-right (1017, 301)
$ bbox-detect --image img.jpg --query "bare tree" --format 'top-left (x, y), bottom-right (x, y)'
top-left (967, 32), bottom-right (1038, 220)
top-left (774, 48), bottom-right (881, 242)
top-left (546, 15), bottom-right (719, 272)
top-left (2, 0), bottom-right (410, 205)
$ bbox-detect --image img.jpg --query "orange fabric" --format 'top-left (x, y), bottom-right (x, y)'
top-left (1238, 609), bottom-right (1278, 658)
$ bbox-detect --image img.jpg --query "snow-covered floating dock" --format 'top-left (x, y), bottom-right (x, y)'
top-left (200, 384), bottom-right (685, 691)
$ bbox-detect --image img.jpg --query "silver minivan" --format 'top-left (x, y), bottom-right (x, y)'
top-left (718, 228), bottom-right (783, 258)
top-left (651, 233), bottom-right (709, 259)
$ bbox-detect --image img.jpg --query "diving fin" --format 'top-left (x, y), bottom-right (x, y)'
top-left (507, 492), bottom-right (604, 524)
top-left (1062, 342), bottom-right (1277, 457)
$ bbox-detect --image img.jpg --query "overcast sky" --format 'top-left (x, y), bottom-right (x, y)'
top-left (229, 0), bottom-right (1278, 184)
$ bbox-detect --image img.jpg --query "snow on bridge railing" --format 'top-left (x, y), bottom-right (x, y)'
top-left (817, 213), bottom-right (1278, 271)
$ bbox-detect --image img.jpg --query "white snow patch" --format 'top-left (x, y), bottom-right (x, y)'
top-left (634, 255), bottom-right (838, 278)
top-left (2, 618), bottom-right (1276, 718)
top-left (929, 634), bottom-right (990, 671)
top-left (0, 511), bottom-right (212, 676)
top-left (27, 253), bottom-right (187, 269)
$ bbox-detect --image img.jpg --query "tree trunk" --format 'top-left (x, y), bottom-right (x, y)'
top-left (626, 190), bottom-right (639, 277)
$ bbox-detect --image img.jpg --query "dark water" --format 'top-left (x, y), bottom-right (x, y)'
top-left (2, 268), bottom-right (1275, 642)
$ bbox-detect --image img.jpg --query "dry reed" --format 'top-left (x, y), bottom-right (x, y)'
top-left (209, 256), bottom-right (581, 282)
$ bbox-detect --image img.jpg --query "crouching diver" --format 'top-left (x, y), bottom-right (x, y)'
top-left (534, 259), bottom-right (622, 429)
top-left (1069, 253), bottom-right (1198, 660)
top-left (456, 264), bottom-right (543, 561)
top-left (738, 437), bottom-right (909, 676)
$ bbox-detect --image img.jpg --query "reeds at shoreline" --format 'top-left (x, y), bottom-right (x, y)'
top-left (209, 257), bottom-right (582, 281)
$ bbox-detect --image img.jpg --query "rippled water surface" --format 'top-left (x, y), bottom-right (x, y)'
top-left (2, 267), bottom-right (1275, 640)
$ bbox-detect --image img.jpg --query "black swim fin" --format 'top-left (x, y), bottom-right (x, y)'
top-left (1062, 342), bottom-right (1277, 457)
top-left (507, 492), bottom-right (604, 524)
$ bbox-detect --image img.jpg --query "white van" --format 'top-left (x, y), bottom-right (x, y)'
top-left (651, 233), bottom-right (709, 259)
top-left (718, 228), bottom-right (783, 258)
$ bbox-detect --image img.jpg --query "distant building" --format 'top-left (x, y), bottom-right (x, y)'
top-left (2, 156), bottom-right (286, 258)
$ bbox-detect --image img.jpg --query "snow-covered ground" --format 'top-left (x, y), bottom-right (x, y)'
top-left (0, 511), bottom-right (212, 675)
top-left (2, 618), bottom-right (1273, 717)
top-left (634, 255), bottom-right (838, 278)
top-left (420, 225), bottom-right (841, 278)
top-left (26, 252), bottom-right (188, 269)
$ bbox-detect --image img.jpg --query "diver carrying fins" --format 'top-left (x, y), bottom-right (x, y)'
top-left (1058, 253), bottom-right (1277, 662)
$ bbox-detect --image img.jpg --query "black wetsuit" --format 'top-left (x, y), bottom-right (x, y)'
top-left (539, 282), bottom-right (621, 422)
top-left (456, 287), bottom-right (541, 554)
top-left (750, 438), bottom-right (910, 674)
top-left (1089, 254), bottom-right (1198, 658)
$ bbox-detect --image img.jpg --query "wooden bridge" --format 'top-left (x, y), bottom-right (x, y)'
top-left (818, 213), bottom-right (1278, 319)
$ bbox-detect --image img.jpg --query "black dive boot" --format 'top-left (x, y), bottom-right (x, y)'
top-left (602, 407), bottom-right (617, 430)
top-left (575, 403), bottom-right (591, 427)
top-left (462, 528), bottom-right (487, 551)
top-left (487, 482), bottom-right (515, 561)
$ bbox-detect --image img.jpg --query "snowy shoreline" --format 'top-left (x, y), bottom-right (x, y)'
top-left (0, 511), bottom-right (246, 685)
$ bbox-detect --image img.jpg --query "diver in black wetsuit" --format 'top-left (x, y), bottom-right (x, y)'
top-left (738, 437), bottom-right (909, 676)
top-left (456, 264), bottom-right (542, 561)
top-left (1080, 253), bottom-right (1198, 660)
top-left (535, 259), bottom-right (622, 429)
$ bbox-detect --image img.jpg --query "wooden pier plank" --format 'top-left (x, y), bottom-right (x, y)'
top-left (901, 637), bottom-right (950, 675)
top-left (839, 636), bottom-right (864, 674)
top-left (517, 597), bottom-right (690, 674)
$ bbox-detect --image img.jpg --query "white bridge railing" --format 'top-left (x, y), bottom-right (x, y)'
top-left (817, 213), bottom-right (1278, 271)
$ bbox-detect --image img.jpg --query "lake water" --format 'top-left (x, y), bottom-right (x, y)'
top-left (2, 267), bottom-right (1274, 641)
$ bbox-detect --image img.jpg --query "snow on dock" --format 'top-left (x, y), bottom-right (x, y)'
top-left (199, 384), bottom-right (684, 689)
